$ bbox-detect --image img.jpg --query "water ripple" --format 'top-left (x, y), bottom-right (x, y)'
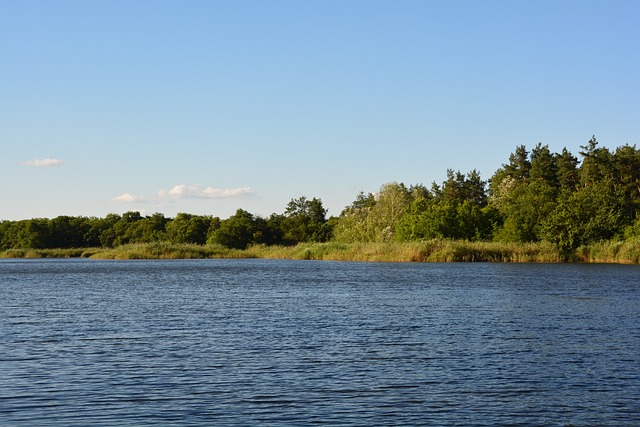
top-left (1, 259), bottom-right (639, 426)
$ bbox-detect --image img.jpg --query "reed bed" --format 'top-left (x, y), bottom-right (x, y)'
top-left (248, 240), bottom-right (564, 263)
top-left (2, 239), bottom-right (639, 263)
top-left (88, 242), bottom-right (252, 260)
top-left (575, 237), bottom-right (640, 264)
top-left (0, 248), bottom-right (100, 258)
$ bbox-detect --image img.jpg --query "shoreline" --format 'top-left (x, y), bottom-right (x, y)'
top-left (1, 239), bottom-right (639, 264)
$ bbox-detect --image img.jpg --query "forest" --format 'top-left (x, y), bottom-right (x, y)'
top-left (2, 137), bottom-right (640, 260)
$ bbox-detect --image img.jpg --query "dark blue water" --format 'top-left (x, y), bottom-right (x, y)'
top-left (1, 259), bottom-right (639, 426)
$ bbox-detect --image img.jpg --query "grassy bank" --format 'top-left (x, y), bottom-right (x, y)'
top-left (575, 237), bottom-right (640, 264)
top-left (88, 242), bottom-right (252, 260)
top-left (0, 248), bottom-right (101, 258)
top-left (246, 240), bottom-right (563, 262)
top-left (0, 243), bottom-right (250, 260)
top-left (2, 239), bottom-right (640, 263)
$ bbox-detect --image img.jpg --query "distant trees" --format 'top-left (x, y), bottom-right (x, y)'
top-left (334, 173), bottom-right (494, 243)
top-left (488, 137), bottom-right (640, 253)
top-left (332, 137), bottom-right (640, 252)
top-left (0, 196), bottom-right (333, 251)
top-left (541, 179), bottom-right (624, 254)
top-left (205, 196), bottom-right (333, 250)
top-left (332, 191), bottom-right (378, 243)
top-left (2, 136), bottom-right (639, 255)
top-left (0, 216), bottom-right (93, 249)
top-left (281, 196), bottom-right (331, 244)
top-left (333, 183), bottom-right (414, 242)
top-left (166, 213), bottom-right (217, 245)
top-left (208, 209), bottom-right (258, 249)
top-left (0, 212), bottom-right (214, 250)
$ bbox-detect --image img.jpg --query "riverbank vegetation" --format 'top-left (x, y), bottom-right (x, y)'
top-left (2, 137), bottom-right (640, 263)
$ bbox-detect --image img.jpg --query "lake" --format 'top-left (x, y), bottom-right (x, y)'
top-left (1, 259), bottom-right (639, 426)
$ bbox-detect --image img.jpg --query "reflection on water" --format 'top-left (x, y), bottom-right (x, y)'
top-left (1, 259), bottom-right (639, 426)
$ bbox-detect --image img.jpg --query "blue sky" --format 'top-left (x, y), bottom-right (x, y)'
top-left (2, 0), bottom-right (639, 221)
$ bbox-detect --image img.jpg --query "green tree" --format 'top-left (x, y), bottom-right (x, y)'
top-left (395, 198), bottom-right (431, 241)
top-left (530, 143), bottom-right (558, 187)
top-left (490, 145), bottom-right (532, 202)
top-left (15, 219), bottom-right (50, 249)
top-left (579, 136), bottom-right (614, 187)
top-left (366, 182), bottom-right (412, 241)
top-left (334, 191), bottom-right (379, 243)
top-left (542, 179), bottom-right (624, 253)
top-left (0, 221), bottom-right (15, 250)
top-left (349, 191), bottom-right (377, 211)
top-left (208, 209), bottom-right (257, 249)
top-left (49, 216), bottom-right (88, 248)
top-left (455, 200), bottom-right (493, 240)
top-left (504, 145), bottom-right (531, 182)
top-left (281, 196), bottom-right (330, 244)
top-left (166, 213), bottom-right (213, 244)
top-left (111, 212), bottom-right (144, 246)
top-left (493, 180), bottom-right (557, 242)
top-left (396, 198), bottom-right (493, 242)
top-left (555, 147), bottom-right (579, 191)
top-left (89, 214), bottom-right (121, 247)
top-left (259, 213), bottom-right (286, 246)
top-left (623, 215), bottom-right (640, 239)
top-left (398, 170), bottom-right (491, 241)
top-left (395, 200), bottom-right (458, 240)
top-left (435, 169), bottom-right (487, 207)
top-left (612, 144), bottom-right (640, 221)
top-left (124, 213), bottom-right (169, 243)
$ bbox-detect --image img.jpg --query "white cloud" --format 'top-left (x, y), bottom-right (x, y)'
top-left (158, 184), bottom-right (252, 199)
top-left (111, 184), bottom-right (252, 208)
top-left (201, 186), bottom-right (253, 198)
top-left (22, 158), bottom-right (65, 167)
top-left (113, 193), bottom-right (144, 203)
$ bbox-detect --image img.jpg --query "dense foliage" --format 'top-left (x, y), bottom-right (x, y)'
top-left (0, 196), bottom-right (332, 251)
top-left (2, 137), bottom-right (639, 256)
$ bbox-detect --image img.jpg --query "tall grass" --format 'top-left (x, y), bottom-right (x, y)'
top-left (576, 237), bottom-right (640, 264)
top-left (2, 239), bottom-right (639, 263)
top-left (0, 248), bottom-right (100, 258)
top-left (247, 240), bottom-right (563, 262)
top-left (88, 242), bottom-right (252, 260)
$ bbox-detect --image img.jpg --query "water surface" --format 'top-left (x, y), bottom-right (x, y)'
top-left (1, 259), bottom-right (639, 426)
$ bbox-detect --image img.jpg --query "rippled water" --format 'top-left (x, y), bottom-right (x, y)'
top-left (1, 259), bottom-right (639, 426)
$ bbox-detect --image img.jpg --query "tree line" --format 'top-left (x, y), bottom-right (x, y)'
top-left (2, 137), bottom-right (639, 255)
top-left (0, 197), bottom-right (331, 251)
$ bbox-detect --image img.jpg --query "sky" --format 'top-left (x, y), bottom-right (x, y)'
top-left (2, 0), bottom-right (639, 221)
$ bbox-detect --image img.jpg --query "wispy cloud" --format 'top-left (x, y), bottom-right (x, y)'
top-left (158, 184), bottom-right (252, 199)
top-left (22, 158), bottom-right (65, 167)
top-left (113, 193), bottom-right (145, 203)
top-left (112, 184), bottom-right (252, 205)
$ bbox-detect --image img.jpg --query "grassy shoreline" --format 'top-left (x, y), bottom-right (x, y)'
top-left (2, 239), bottom-right (640, 263)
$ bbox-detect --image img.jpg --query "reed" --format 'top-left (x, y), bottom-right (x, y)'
top-left (576, 237), bottom-right (640, 264)
top-left (3, 239), bottom-right (639, 264)
top-left (247, 240), bottom-right (563, 263)
top-left (0, 248), bottom-right (100, 258)
top-left (416, 240), bottom-right (562, 263)
top-left (89, 242), bottom-right (252, 260)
